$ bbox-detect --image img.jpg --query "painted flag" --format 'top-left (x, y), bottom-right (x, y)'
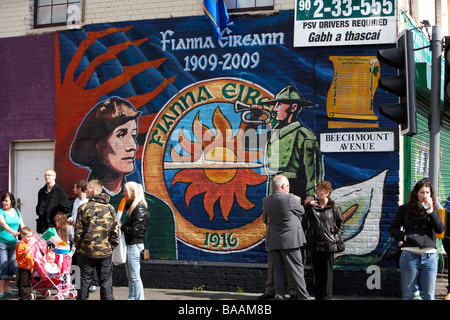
top-left (42, 227), bottom-right (67, 247)
top-left (203, 0), bottom-right (230, 39)
top-left (112, 198), bottom-right (127, 265)
top-left (118, 197), bottom-right (126, 212)
top-left (116, 197), bottom-right (126, 223)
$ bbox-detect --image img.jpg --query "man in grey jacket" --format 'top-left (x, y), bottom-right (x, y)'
top-left (263, 174), bottom-right (309, 300)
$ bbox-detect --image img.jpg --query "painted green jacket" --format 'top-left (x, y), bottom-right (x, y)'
top-left (74, 193), bottom-right (119, 259)
top-left (265, 121), bottom-right (323, 197)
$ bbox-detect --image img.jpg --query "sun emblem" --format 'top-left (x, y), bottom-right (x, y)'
top-left (168, 107), bottom-right (267, 222)
top-left (144, 78), bottom-right (273, 252)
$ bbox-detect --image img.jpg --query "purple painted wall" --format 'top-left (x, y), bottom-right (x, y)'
top-left (0, 33), bottom-right (55, 195)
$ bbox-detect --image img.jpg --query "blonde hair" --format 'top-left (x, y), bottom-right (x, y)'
top-left (124, 181), bottom-right (147, 216)
top-left (88, 179), bottom-right (103, 195)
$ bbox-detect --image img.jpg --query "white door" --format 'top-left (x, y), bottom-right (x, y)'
top-left (12, 141), bottom-right (54, 230)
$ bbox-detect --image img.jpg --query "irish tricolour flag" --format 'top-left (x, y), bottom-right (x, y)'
top-left (42, 227), bottom-right (67, 247)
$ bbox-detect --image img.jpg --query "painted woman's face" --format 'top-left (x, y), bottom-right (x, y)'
top-left (96, 120), bottom-right (138, 175)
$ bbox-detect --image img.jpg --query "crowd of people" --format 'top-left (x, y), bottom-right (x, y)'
top-left (0, 168), bottom-right (447, 300)
top-left (258, 175), bottom-right (446, 300)
top-left (0, 169), bottom-right (149, 300)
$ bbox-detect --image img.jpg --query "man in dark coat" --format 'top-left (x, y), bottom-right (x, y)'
top-left (35, 169), bottom-right (70, 233)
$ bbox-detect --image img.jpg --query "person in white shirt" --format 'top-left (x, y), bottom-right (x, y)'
top-left (68, 180), bottom-right (88, 226)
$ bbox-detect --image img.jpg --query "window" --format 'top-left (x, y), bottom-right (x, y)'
top-left (34, 0), bottom-right (82, 29)
top-left (224, 0), bottom-right (274, 12)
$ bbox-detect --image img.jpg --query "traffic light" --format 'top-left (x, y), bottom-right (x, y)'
top-left (377, 29), bottom-right (417, 136)
top-left (444, 36), bottom-right (450, 111)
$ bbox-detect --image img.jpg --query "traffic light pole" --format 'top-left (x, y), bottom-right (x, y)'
top-left (429, 25), bottom-right (442, 193)
top-left (377, 30), bottom-right (417, 136)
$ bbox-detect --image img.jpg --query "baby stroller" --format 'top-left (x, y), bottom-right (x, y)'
top-left (29, 232), bottom-right (77, 300)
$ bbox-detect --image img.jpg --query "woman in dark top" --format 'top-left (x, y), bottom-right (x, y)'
top-left (389, 178), bottom-right (444, 300)
top-left (121, 181), bottom-right (149, 300)
top-left (304, 181), bottom-right (344, 300)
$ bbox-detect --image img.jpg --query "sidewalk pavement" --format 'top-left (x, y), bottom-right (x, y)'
top-left (4, 272), bottom-right (449, 300)
top-left (49, 272), bottom-right (450, 300)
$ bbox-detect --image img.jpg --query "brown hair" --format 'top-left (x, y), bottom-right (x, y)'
top-left (70, 97), bottom-right (141, 169)
top-left (407, 178), bottom-right (438, 216)
top-left (20, 227), bottom-right (32, 236)
top-left (316, 180), bottom-right (333, 195)
top-left (1, 192), bottom-right (16, 208)
top-left (74, 179), bottom-right (87, 192)
top-left (54, 212), bottom-right (68, 243)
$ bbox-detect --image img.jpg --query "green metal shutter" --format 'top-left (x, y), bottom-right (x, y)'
top-left (409, 113), bottom-right (430, 190)
top-left (439, 122), bottom-right (450, 204)
top-left (407, 111), bottom-right (450, 205)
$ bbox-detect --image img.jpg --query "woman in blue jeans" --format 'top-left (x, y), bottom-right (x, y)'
top-left (389, 178), bottom-right (444, 300)
top-left (121, 182), bottom-right (149, 300)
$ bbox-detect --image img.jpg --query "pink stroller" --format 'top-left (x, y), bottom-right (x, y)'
top-left (29, 233), bottom-right (77, 300)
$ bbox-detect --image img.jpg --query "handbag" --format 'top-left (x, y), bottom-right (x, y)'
top-left (435, 208), bottom-right (446, 239)
top-left (141, 249), bottom-right (149, 260)
top-left (398, 203), bottom-right (410, 246)
top-left (336, 239), bottom-right (345, 253)
top-left (112, 198), bottom-right (127, 265)
top-left (113, 232), bottom-right (127, 265)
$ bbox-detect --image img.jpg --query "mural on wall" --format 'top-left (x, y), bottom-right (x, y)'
top-left (55, 10), bottom-right (399, 266)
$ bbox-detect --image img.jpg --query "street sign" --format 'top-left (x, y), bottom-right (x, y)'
top-left (294, 0), bottom-right (397, 47)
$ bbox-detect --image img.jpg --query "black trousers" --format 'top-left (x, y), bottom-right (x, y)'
top-left (77, 254), bottom-right (114, 300)
top-left (17, 268), bottom-right (32, 300)
top-left (311, 250), bottom-right (334, 300)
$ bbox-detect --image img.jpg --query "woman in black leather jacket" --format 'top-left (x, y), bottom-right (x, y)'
top-left (388, 178), bottom-right (444, 300)
top-left (121, 181), bottom-right (149, 300)
top-left (304, 181), bottom-right (344, 300)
